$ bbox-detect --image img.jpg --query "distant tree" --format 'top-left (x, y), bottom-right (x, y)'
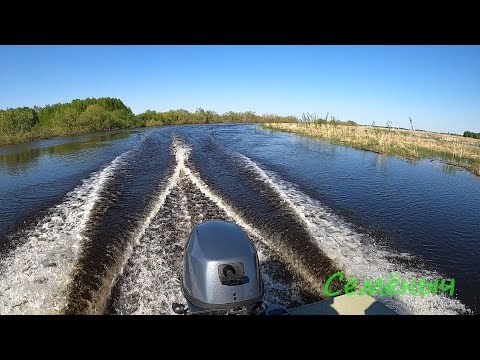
top-left (0, 107), bottom-right (38, 133)
top-left (464, 131), bottom-right (480, 139)
top-left (0, 96), bottom-right (300, 145)
top-left (194, 108), bottom-right (218, 124)
top-left (76, 104), bottom-right (112, 131)
top-left (50, 106), bottom-right (81, 131)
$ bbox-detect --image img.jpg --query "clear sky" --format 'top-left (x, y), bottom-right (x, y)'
top-left (0, 45), bottom-right (479, 134)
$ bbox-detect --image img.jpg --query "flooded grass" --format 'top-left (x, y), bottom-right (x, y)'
top-left (262, 123), bottom-right (480, 177)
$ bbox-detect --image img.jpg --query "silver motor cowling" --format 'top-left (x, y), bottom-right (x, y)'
top-left (174, 220), bottom-right (265, 315)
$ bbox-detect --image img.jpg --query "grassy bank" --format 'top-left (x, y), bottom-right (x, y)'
top-left (262, 123), bottom-right (480, 177)
top-left (0, 97), bottom-right (296, 146)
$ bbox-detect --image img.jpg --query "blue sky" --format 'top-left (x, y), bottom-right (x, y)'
top-left (0, 45), bottom-right (479, 134)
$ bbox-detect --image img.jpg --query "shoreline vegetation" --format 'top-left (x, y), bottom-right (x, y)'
top-left (262, 122), bottom-right (480, 177)
top-left (1, 97), bottom-right (479, 177)
top-left (0, 97), bottom-right (295, 146)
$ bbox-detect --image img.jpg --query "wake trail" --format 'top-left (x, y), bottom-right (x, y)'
top-left (109, 140), bottom-right (317, 314)
top-left (0, 152), bottom-right (128, 314)
top-left (238, 154), bottom-right (470, 315)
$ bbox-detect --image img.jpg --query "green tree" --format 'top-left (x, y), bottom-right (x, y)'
top-left (464, 131), bottom-right (480, 139)
top-left (76, 104), bottom-right (113, 132)
top-left (0, 107), bottom-right (38, 133)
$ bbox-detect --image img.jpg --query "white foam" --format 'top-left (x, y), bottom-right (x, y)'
top-left (106, 138), bottom-right (189, 294)
top-left (111, 172), bottom-right (192, 314)
top-left (110, 141), bottom-right (314, 313)
top-left (181, 151), bottom-right (325, 296)
top-left (111, 171), bottom-right (299, 313)
top-left (0, 152), bottom-right (128, 314)
top-left (109, 139), bottom-right (266, 313)
top-left (238, 154), bottom-right (470, 315)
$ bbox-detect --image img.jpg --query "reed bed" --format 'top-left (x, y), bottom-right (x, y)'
top-left (263, 123), bottom-right (480, 177)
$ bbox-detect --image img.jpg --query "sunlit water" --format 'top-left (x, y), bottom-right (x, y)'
top-left (0, 124), bottom-right (478, 314)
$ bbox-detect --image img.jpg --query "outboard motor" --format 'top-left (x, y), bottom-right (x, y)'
top-left (172, 220), bottom-right (266, 315)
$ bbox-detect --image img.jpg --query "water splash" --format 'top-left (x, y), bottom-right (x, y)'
top-left (0, 152), bottom-right (128, 314)
top-left (109, 140), bottom-right (317, 313)
top-left (238, 154), bottom-right (470, 315)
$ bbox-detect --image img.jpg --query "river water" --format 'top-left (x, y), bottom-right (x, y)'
top-left (0, 124), bottom-right (478, 314)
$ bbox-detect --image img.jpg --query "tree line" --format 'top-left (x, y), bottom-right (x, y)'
top-left (136, 108), bottom-right (296, 127)
top-left (0, 97), bottom-right (297, 145)
top-left (464, 131), bottom-right (480, 140)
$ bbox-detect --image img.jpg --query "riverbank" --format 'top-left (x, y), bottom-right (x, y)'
top-left (0, 120), bottom-right (295, 147)
top-left (0, 97), bottom-right (296, 146)
top-left (262, 123), bottom-right (480, 177)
